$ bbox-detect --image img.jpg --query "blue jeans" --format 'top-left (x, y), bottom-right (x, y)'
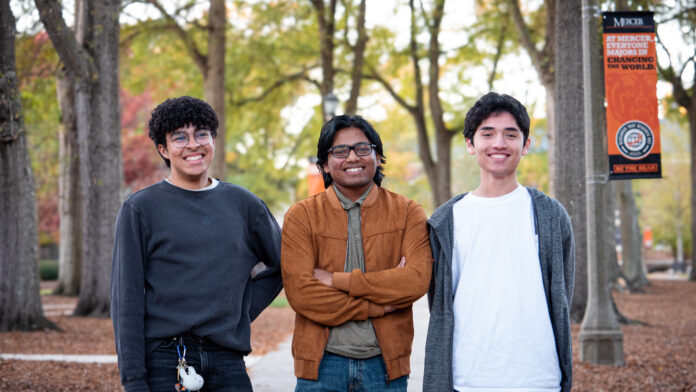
top-left (146, 335), bottom-right (252, 392)
top-left (295, 352), bottom-right (408, 392)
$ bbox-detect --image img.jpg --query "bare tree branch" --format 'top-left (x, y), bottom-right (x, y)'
top-left (488, 20), bottom-right (508, 90)
top-left (145, 0), bottom-right (206, 72)
top-left (409, 0), bottom-right (425, 119)
top-left (427, 0), bottom-right (447, 144)
top-left (363, 65), bottom-right (415, 113)
top-left (303, 76), bottom-right (322, 90)
top-left (34, 0), bottom-right (94, 82)
top-left (656, 30), bottom-right (692, 108)
top-left (231, 69), bottom-right (310, 107)
top-left (345, 0), bottom-right (367, 115)
top-left (506, 0), bottom-right (553, 85)
top-left (418, 0), bottom-right (430, 31)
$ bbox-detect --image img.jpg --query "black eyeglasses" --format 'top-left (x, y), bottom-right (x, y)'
top-left (169, 130), bottom-right (212, 149)
top-left (328, 142), bottom-right (376, 158)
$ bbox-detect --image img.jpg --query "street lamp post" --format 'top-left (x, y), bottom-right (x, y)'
top-left (307, 92), bottom-right (340, 197)
top-left (578, 0), bottom-right (624, 365)
top-left (323, 92), bottom-right (339, 122)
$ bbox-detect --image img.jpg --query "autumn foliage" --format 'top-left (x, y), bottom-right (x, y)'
top-left (120, 89), bottom-right (168, 193)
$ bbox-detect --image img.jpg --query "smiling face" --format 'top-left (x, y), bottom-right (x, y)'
top-left (467, 111), bottom-right (530, 187)
top-left (157, 124), bottom-right (215, 189)
top-left (322, 127), bottom-right (380, 201)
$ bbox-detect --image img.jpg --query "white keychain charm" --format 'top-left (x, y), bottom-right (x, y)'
top-left (178, 365), bottom-right (204, 391)
top-left (175, 341), bottom-right (204, 392)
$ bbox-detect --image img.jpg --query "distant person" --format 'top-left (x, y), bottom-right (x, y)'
top-left (281, 115), bottom-right (433, 391)
top-left (111, 96), bottom-right (282, 392)
top-left (423, 92), bottom-right (575, 392)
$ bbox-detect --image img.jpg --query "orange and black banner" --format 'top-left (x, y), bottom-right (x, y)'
top-left (603, 11), bottom-right (662, 179)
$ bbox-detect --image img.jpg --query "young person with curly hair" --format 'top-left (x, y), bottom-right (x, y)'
top-left (111, 96), bottom-right (282, 392)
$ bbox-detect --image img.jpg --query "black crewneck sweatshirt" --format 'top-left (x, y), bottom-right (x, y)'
top-left (111, 180), bottom-right (282, 391)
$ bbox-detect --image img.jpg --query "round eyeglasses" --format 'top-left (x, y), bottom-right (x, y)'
top-left (328, 142), bottom-right (376, 158)
top-left (169, 130), bottom-right (212, 149)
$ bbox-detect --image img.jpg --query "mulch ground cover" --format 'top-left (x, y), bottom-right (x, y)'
top-left (573, 279), bottom-right (696, 391)
top-left (0, 279), bottom-right (694, 391)
top-left (0, 287), bottom-right (295, 391)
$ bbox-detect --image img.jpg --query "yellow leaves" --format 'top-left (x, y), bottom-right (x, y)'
top-left (225, 150), bottom-right (238, 163)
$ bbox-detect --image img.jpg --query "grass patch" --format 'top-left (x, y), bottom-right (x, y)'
top-left (39, 259), bottom-right (58, 281)
top-left (269, 297), bottom-right (289, 308)
top-left (40, 288), bottom-right (53, 296)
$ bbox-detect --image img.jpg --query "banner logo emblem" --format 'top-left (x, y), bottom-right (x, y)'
top-left (616, 120), bottom-right (654, 160)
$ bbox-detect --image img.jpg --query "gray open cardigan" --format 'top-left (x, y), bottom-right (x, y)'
top-left (423, 187), bottom-right (575, 392)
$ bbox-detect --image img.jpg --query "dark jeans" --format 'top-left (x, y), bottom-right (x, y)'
top-left (295, 352), bottom-right (407, 392)
top-left (146, 335), bottom-right (252, 392)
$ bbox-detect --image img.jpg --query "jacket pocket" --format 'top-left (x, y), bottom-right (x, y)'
top-left (314, 235), bottom-right (347, 271)
top-left (363, 229), bottom-right (405, 271)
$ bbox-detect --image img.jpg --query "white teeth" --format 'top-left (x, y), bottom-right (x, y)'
top-left (185, 155), bottom-right (203, 161)
top-left (490, 154), bottom-right (507, 159)
top-left (346, 167), bottom-right (363, 173)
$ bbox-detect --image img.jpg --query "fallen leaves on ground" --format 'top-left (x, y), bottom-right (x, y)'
top-left (0, 287), bottom-right (294, 391)
top-left (1, 280), bottom-right (695, 391)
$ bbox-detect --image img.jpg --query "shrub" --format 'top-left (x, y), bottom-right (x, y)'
top-left (269, 297), bottom-right (289, 308)
top-left (39, 259), bottom-right (58, 281)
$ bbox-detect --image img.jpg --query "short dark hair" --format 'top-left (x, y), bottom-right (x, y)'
top-left (316, 115), bottom-right (386, 188)
top-left (148, 96), bottom-right (219, 167)
top-left (463, 92), bottom-right (530, 146)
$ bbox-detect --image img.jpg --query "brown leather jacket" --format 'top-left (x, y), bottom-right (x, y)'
top-left (281, 185), bottom-right (433, 380)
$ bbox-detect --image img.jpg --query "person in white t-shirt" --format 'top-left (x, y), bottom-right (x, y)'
top-left (423, 92), bottom-right (575, 392)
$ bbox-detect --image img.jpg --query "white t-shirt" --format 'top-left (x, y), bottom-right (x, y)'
top-left (164, 177), bottom-right (219, 191)
top-left (451, 185), bottom-right (561, 392)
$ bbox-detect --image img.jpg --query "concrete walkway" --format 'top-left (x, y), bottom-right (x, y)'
top-left (248, 296), bottom-right (430, 392)
top-left (0, 353), bottom-right (117, 363)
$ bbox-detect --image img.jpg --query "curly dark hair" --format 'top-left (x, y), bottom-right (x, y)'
top-left (316, 115), bottom-right (386, 188)
top-left (148, 96), bottom-right (219, 167)
top-left (463, 92), bottom-right (530, 146)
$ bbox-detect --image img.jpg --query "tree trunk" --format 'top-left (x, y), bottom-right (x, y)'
top-left (545, 83), bottom-right (555, 196)
top-left (313, 0), bottom-right (337, 120)
top-left (73, 0), bottom-right (122, 317)
top-left (413, 108), bottom-right (439, 203)
top-left (613, 0), bottom-right (648, 292)
top-left (205, 0), bottom-right (226, 180)
top-left (507, 0), bottom-right (556, 196)
top-left (36, 0), bottom-right (122, 317)
top-left (554, 0), bottom-right (587, 323)
top-left (407, 0), bottom-right (451, 207)
top-left (606, 182), bottom-right (626, 292)
top-left (434, 136), bottom-right (453, 207)
top-left (144, 1), bottom-right (227, 178)
top-left (690, 105), bottom-right (696, 281)
top-left (656, 17), bottom-right (695, 281)
top-left (54, 71), bottom-right (82, 296)
top-left (428, 0), bottom-right (451, 207)
top-left (344, 0), bottom-right (367, 116)
top-left (0, 0), bottom-right (57, 331)
top-left (365, 0), bottom-right (452, 207)
top-left (616, 180), bottom-right (649, 291)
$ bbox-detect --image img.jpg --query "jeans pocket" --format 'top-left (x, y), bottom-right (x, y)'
top-left (146, 342), bottom-right (179, 392)
top-left (157, 338), bottom-right (177, 349)
top-left (146, 337), bottom-right (177, 355)
top-left (147, 338), bottom-right (178, 365)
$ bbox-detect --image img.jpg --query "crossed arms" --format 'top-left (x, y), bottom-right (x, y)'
top-left (281, 201), bottom-right (432, 327)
